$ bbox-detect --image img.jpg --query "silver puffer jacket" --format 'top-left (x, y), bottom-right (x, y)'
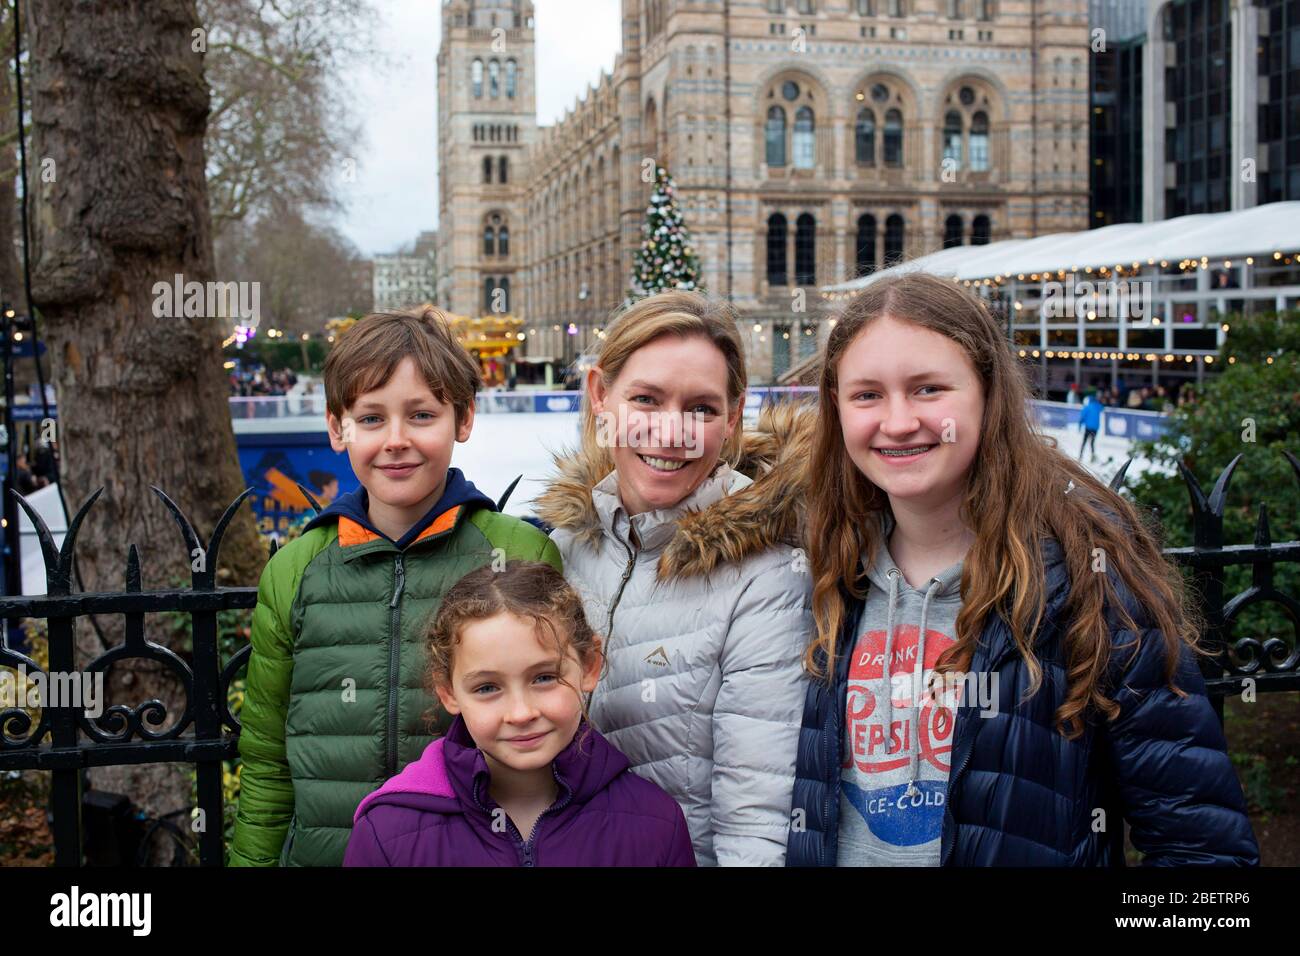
top-left (535, 406), bottom-right (814, 865)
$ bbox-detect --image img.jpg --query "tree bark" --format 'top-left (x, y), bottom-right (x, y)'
top-left (27, 0), bottom-right (265, 839)
top-left (0, 2), bottom-right (27, 313)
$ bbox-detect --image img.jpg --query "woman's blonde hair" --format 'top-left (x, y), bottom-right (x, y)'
top-left (578, 289), bottom-right (748, 475)
top-left (803, 272), bottom-right (1202, 739)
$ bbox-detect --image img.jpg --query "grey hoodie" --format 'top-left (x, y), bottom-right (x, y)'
top-left (837, 526), bottom-right (964, 867)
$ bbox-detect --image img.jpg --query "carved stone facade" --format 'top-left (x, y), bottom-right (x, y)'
top-left (437, 0), bottom-right (1090, 382)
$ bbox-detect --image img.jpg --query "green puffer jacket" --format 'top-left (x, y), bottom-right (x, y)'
top-left (228, 473), bottom-right (561, 866)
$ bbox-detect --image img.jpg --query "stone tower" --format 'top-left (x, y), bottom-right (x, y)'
top-left (436, 0), bottom-right (538, 317)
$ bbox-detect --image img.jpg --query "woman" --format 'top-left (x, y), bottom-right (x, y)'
top-left (786, 272), bottom-right (1257, 866)
top-left (535, 290), bottom-right (812, 866)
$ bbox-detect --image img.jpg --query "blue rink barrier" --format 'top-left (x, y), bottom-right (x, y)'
top-left (1030, 400), bottom-right (1171, 440)
top-left (477, 389), bottom-right (1173, 442)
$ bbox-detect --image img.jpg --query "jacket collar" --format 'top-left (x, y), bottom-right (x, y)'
top-left (441, 714), bottom-right (629, 814)
top-left (589, 463), bottom-right (745, 555)
top-left (533, 402), bottom-right (815, 579)
top-left (302, 467), bottom-right (494, 559)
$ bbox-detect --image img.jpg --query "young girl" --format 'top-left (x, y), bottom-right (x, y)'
top-left (534, 289), bottom-right (812, 866)
top-left (787, 272), bottom-right (1259, 866)
top-left (344, 561), bottom-right (696, 867)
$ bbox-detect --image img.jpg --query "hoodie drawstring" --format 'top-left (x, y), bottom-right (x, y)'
top-left (880, 569), bottom-right (901, 755)
top-left (905, 577), bottom-right (943, 798)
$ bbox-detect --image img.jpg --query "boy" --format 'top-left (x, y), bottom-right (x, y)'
top-left (229, 307), bottom-right (561, 866)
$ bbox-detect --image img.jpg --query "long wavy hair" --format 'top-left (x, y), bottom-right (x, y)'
top-left (803, 272), bottom-right (1202, 738)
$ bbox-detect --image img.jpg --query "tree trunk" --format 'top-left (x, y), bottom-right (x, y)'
top-left (0, 2), bottom-right (27, 313)
top-left (27, 1), bottom-right (265, 841)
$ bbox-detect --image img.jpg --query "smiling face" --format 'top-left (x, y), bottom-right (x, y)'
top-left (587, 333), bottom-right (741, 516)
top-left (834, 315), bottom-right (984, 511)
top-left (435, 611), bottom-right (601, 775)
top-left (326, 356), bottom-right (474, 541)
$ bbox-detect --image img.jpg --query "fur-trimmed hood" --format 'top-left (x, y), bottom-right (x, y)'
top-left (533, 401), bottom-right (814, 578)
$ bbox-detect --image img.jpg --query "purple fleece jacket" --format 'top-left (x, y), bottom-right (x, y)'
top-left (343, 714), bottom-right (697, 867)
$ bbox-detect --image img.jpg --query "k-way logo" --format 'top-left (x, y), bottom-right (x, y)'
top-left (644, 646), bottom-right (671, 667)
top-left (50, 886), bottom-right (151, 936)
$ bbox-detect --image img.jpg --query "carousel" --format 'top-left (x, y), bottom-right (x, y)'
top-left (444, 311), bottom-right (525, 387)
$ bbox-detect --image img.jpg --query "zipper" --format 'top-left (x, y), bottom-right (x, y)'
top-left (279, 813), bottom-right (297, 866)
top-left (587, 530), bottom-right (638, 712)
top-left (941, 639), bottom-right (1015, 865)
top-left (819, 591), bottom-right (862, 867)
top-left (473, 766), bottom-right (573, 867)
top-left (604, 532), bottom-right (638, 645)
top-left (386, 553), bottom-right (406, 776)
top-left (939, 716), bottom-right (973, 866)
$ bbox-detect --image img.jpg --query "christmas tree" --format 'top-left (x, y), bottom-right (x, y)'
top-left (627, 165), bottom-right (703, 302)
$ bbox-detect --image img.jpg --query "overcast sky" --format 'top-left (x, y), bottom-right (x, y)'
top-left (338, 0), bottom-right (622, 257)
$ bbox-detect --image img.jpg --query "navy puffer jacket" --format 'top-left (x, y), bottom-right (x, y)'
top-left (787, 539), bottom-right (1259, 866)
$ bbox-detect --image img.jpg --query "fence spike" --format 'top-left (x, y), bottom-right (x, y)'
top-left (204, 487), bottom-right (256, 579)
top-left (1175, 460), bottom-right (1209, 519)
top-left (1108, 458), bottom-right (1133, 492)
top-left (125, 544), bottom-right (141, 592)
top-left (1207, 453), bottom-right (1244, 517)
top-left (1284, 451), bottom-right (1300, 491)
top-left (9, 488), bottom-right (61, 588)
top-left (293, 483), bottom-right (322, 514)
top-left (149, 485), bottom-right (202, 569)
top-left (1253, 504), bottom-right (1272, 549)
top-left (60, 488), bottom-right (106, 584)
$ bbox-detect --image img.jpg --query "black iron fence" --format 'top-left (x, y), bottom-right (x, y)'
top-left (0, 486), bottom-right (270, 866)
top-left (1, 458), bottom-right (1298, 867)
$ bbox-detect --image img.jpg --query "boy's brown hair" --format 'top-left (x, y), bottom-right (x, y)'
top-left (324, 306), bottom-right (482, 427)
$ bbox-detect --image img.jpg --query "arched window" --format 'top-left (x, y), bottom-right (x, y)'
top-left (471, 59), bottom-right (483, 98)
top-left (500, 278), bottom-right (510, 312)
top-left (795, 213), bottom-right (816, 285)
top-left (766, 106), bottom-right (787, 167)
top-left (977, 0), bottom-right (993, 18)
top-left (855, 109), bottom-right (876, 165)
top-left (506, 59), bottom-right (517, 99)
top-left (947, 0), bottom-right (963, 17)
top-left (483, 277), bottom-right (495, 312)
top-left (888, 0), bottom-right (903, 15)
top-left (884, 110), bottom-right (903, 166)
top-left (970, 112), bottom-right (990, 171)
top-left (483, 156), bottom-right (493, 183)
top-left (483, 224), bottom-right (496, 256)
top-left (943, 110), bottom-right (963, 170)
top-left (767, 213), bottom-right (788, 285)
top-left (856, 214), bottom-right (877, 276)
top-left (488, 60), bottom-right (500, 98)
top-left (884, 213), bottom-right (905, 265)
top-left (972, 214), bottom-right (991, 245)
top-left (793, 106), bottom-right (816, 169)
top-left (499, 225), bottom-right (509, 257)
top-left (499, 156), bottom-right (509, 183)
top-left (943, 214), bottom-right (964, 248)
top-left (644, 97), bottom-right (659, 158)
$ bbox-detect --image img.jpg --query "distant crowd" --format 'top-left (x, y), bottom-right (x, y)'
top-left (1065, 381), bottom-right (1197, 412)
top-left (230, 365), bottom-right (298, 397)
